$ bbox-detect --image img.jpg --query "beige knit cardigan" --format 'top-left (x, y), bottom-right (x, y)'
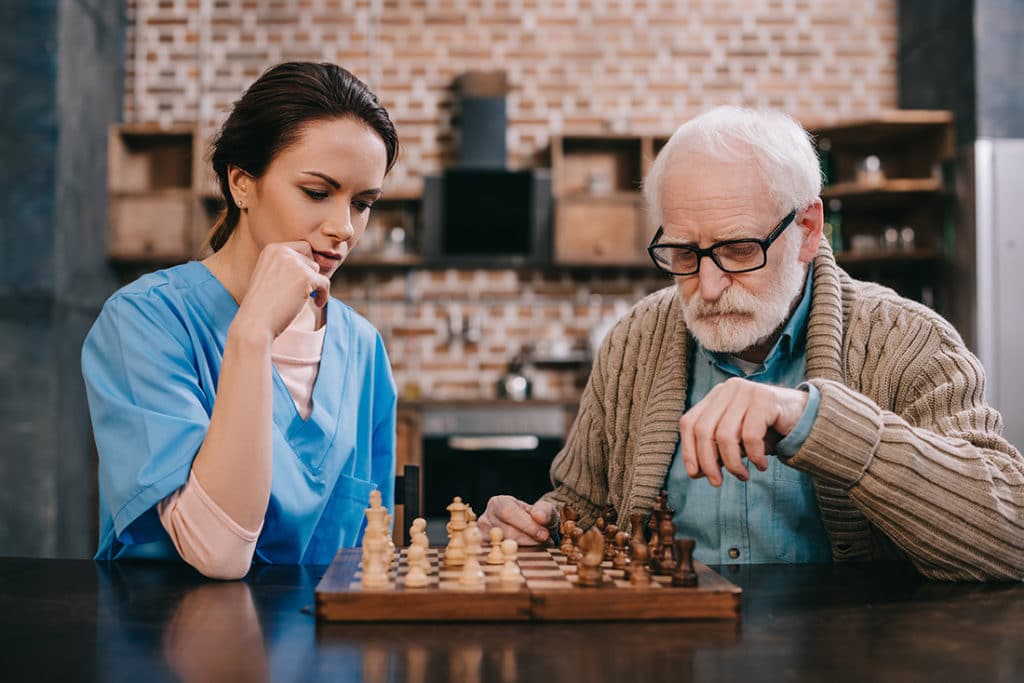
top-left (543, 240), bottom-right (1024, 581)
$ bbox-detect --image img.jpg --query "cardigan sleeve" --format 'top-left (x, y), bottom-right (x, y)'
top-left (790, 317), bottom-right (1024, 582)
top-left (541, 322), bottom-right (614, 529)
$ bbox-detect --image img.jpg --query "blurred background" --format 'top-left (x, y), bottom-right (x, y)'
top-left (1, 0), bottom-right (1021, 557)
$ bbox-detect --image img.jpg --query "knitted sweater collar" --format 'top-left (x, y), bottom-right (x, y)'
top-left (630, 239), bottom-right (845, 515)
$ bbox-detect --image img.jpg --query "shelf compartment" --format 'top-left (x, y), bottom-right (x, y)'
top-left (550, 135), bottom-right (645, 196)
top-left (108, 124), bottom-right (201, 194)
top-left (108, 190), bottom-right (201, 261)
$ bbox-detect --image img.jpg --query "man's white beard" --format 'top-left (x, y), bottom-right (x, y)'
top-left (680, 234), bottom-right (807, 354)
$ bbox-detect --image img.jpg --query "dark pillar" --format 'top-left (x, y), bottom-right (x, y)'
top-left (0, 0), bottom-right (124, 557)
top-left (897, 0), bottom-right (977, 144)
top-left (975, 0), bottom-right (1024, 139)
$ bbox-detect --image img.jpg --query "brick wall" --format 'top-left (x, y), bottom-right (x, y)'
top-left (335, 267), bottom-right (668, 399)
top-left (124, 0), bottom-right (898, 399)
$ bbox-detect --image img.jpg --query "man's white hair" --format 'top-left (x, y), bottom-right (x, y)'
top-left (643, 106), bottom-right (822, 228)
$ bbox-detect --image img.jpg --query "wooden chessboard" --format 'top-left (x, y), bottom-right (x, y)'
top-left (315, 546), bottom-right (741, 622)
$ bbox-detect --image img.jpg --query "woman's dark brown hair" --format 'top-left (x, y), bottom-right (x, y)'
top-left (207, 62), bottom-right (399, 252)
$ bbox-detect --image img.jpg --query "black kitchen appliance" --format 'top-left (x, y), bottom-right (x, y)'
top-left (422, 169), bottom-right (552, 266)
top-left (422, 69), bottom-right (553, 266)
top-left (419, 405), bottom-right (568, 521)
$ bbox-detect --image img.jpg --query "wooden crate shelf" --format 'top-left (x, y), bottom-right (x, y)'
top-left (108, 124), bottom-right (206, 263)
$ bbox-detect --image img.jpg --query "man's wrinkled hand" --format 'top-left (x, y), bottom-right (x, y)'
top-left (477, 496), bottom-right (557, 546)
top-left (678, 377), bottom-right (808, 486)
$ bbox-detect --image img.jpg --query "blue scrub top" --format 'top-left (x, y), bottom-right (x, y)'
top-left (82, 261), bottom-right (396, 565)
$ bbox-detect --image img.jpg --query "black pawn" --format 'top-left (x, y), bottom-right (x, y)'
top-left (672, 538), bottom-right (698, 587)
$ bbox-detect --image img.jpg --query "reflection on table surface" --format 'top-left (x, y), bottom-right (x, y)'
top-left (1, 558), bottom-right (1022, 682)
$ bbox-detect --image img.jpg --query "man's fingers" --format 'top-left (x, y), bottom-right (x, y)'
top-left (526, 500), bottom-right (556, 526)
top-left (694, 418), bottom-right (723, 486)
top-left (742, 404), bottom-right (770, 471)
top-left (714, 398), bottom-right (750, 482)
top-left (679, 410), bottom-right (701, 479)
top-left (498, 497), bottom-right (549, 542)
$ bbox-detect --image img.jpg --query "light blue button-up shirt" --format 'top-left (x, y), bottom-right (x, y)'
top-left (665, 266), bottom-right (832, 564)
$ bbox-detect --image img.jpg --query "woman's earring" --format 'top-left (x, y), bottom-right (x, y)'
top-left (236, 199), bottom-right (243, 208)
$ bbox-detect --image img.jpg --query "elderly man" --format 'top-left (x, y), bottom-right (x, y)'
top-left (479, 106), bottom-right (1023, 581)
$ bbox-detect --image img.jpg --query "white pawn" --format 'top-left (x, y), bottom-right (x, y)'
top-left (404, 544), bottom-right (430, 588)
top-left (409, 517), bottom-right (427, 544)
top-left (412, 531), bottom-right (431, 573)
top-left (486, 527), bottom-right (505, 565)
top-left (499, 539), bottom-right (523, 585)
top-left (458, 524), bottom-right (486, 589)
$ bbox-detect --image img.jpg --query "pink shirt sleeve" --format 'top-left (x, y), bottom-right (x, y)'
top-left (156, 321), bottom-right (324, 579)
top-left (158, 471), bottom-right (262, 579)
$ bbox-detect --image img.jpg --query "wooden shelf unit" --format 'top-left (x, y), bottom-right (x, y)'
top-left (107, 125), bottom-right (427, 265)
top-left (549, 134), bottom-right (666, 266)
top-left (107, 124), bottom-right (207, 261)
top-left (812, 110), bottom-right (956, 313)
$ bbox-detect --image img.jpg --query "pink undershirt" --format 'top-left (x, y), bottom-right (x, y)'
top-left (157, 324), bottom-right (326, 578)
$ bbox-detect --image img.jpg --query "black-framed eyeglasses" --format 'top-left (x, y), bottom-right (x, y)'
top-left (647, 209), bottom-right (798, 276)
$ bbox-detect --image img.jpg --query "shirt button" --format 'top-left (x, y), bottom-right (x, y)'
top-left (728, 547), bottom-right (740, 559)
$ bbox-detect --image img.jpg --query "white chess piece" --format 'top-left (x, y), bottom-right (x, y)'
top-left (445, 497), bottom-right (468, 567)
top-left (362, 489), bottom-right (388, 566)
top-left (383, 511), bottom-right (396, 568)
top-left (361, 536), bottom-right (390, 589)
top-left (458, 524), bottom-right (485, 589)
top-left (409, 517), bottom-right (427, 544)
top-left (499, 539), bottom-right (523, 585)
top-left (486, 527), bottom-right (505, 565)
top-left (412, 531), bottom-right (431, 573)
top-left (403, 544), bottom-right (430, 588)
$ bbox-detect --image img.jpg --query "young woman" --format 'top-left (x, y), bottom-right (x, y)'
top-left (83, 62), bottom-right (399, 578)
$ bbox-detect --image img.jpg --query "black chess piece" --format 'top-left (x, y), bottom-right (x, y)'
top-left (629, 538), bottom-right (652, 586)
top-left (672, 538), bottom-right (698, 587)
top-left (647, 510), bottom-right (661, 569)
top-left (560, 519), bottom-right (577, 557)
top-left (629, 512), bottom-right (646, 544)
top-left (569, 527), bottom-right (585, 566)
top-left (603, 523), bottom-right (619, 561)
top-left (576, 528), bottom-right (605, 587)
top-left (612, 531), bottom-right (630, 572)
top-left (602, 503), bottom-right (618, 526)
top-left (659, 488), bottom-right (675, 518)
top-left (658, 516), bottom-right (677, 575)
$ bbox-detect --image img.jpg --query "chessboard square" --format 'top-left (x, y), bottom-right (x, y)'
top-left (519, 569), bottom-right (564, 579)
top-left (518, 561), bottom-right (556, 569)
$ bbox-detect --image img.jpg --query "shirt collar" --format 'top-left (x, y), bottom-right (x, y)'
top-left (698, 262), bottom-right (814, 377)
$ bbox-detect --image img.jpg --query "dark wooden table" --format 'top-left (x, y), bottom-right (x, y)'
top-left (2, 558), bottom-right (1022, 682)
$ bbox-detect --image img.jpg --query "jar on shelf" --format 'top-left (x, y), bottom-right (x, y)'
top-left (856, 155), bottom-right (886, 186)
